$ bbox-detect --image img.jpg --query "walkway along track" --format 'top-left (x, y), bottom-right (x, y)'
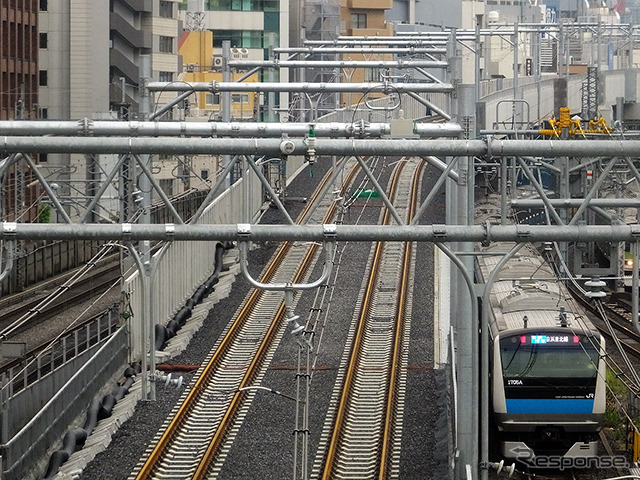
top-left (130, 157), bottom-right (360, 480)
top-left (314, 158), bottom-right (424, 480)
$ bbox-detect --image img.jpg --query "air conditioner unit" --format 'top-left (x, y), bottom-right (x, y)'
top-left (186, 63), bottom-right (196, 72)
top-left (212, 56), bottom-right (223, 69)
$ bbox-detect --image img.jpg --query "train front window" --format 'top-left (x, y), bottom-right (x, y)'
top-left (500, 336), bottom-right (599, 379)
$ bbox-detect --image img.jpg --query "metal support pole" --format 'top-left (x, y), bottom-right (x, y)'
top-left (138, 54), bottom-right (154, 401)
top-left (559, 23), bottom-right (565, 77)
top-left (4, 223), bottom-right (640, 243)
top-left (458, 83), bottom-right (480, 478)
top-left (244, 156), bottom-right (251, 225)
top-left (475, 16), bottom-right (482, 106)
top-left (145, 81), bottom-right (455, 94)
top-left (221, 41), bottom-right (232, 186)
top-left (448, 27), bottom-right (479, 478)
top-left (633, 241), bottom-right (640, 335)
top-left (513, 23), bottom-right (521, 127)
top-left (534, 26), bottom-right (541, 123)
top-left (597, 19), bottom-right (602, 70)
top-left (500, 155), bottom-right (507, 225)
top-left (558, 155), bottom-right (570, 275)
top-left (268, 33), bottom-right (277, 123)
top-left (629, 26), bottom-right (634, 69)
top-left (0, 119), bottom-right (460, 138)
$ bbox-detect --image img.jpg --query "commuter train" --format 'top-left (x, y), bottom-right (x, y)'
top-left (623, 243), bottom-right (640, 287)
top-left (475, 201), bottom-right (607, 463)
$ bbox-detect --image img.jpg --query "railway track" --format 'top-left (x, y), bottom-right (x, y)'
top-left (0, 246), bottom-right (120, 337)
top-left (568, 284), bottom-right (640, 358)
top-left (129, 157), bottom-right (360, 480)
top-left (598, 300), bottom-right (640, 354)
top-left (313, 158), bottom-right (423, 479)
top-left (0, 245), bottom-right (123, 378)
top-left (0, 191), bottom-right (212, 378)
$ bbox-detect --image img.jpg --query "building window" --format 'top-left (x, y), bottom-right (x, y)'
top-left (40, 108), bottom-right (47, 119)
top-left (159, 1), bottom-right (173, 17)
top-left (39, 0), bottom-right (47, 11)
top-left (231, 93), bottom-right (249, 104)
top-left (39, 70), bottom-right (47, 86)
top-left (205, 92), bottom-right (220, 105)
top-left (211, 29), bottom-right (270, 49)
top-left (39, 32), bottom-right (47, 49)
top-left (188, 0), bottom-right (279, 11)
top-left (159, 71), bottom-right (174, 82)
top-left (159, 36), bottom-right (174, 53)
top-left (351, 13), bottom-right (367, 29)
top-left (364, 68), bottom-right (380, 83)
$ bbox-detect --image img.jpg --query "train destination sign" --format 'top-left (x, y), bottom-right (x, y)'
top-left (520, 334), bottom-right (580, 344)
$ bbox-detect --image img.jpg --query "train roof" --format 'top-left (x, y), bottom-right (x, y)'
top-left (477, 244), bottom-right (598, 338)
top-left (474, 191), bottom-right (599, 338)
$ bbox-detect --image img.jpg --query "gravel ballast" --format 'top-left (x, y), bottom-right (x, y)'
top-left (57, 158), bottom-right (447, 480)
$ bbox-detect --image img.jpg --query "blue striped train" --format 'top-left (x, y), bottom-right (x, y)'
top-left (475, 201), bottom-right (607, 464)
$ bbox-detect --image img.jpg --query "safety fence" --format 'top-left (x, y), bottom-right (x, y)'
top-left (0, 307), bottom-right (120, 401)
top-left (0, 325), bottom-right (129, 480)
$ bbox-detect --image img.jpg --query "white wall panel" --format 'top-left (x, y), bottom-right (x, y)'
top-left (126, 171), bottom-right (264, 362)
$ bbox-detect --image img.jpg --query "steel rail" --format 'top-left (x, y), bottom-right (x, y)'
top-left (569, 286), bottom-right (640, 359)
top-left (193, 242), bottom-right (317, 479)
top-left (193, 161), bottom-right (361, 479)
top-left (380, 159), bottom-right (423, 478)
top-left (0, 266), bottom-right (118, 338)
top-left (0, 245), bottom-right (119, 340)
top-left (132, 240), bottom-right (283, 479)
top-left (321, 158), bottom-right (421, 479)
top-left (600, 303), bottom-right (640, 353)
top-left (321, 189), bottom-right (386, 479)
top-left (133, 158), bottom-right (359, 479)
top-left (133, 181), bottom-right (319, 478)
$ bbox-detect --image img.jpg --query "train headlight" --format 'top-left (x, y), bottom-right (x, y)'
top-left (627, 259), bottom-right (634, 267)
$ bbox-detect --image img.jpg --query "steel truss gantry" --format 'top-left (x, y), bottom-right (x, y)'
top-left (2, 132), bottom-right (640, 265)
top-left (3, 25), bottom-right (639, 480)
top-left (3, 134), bottom-right (640, 270)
